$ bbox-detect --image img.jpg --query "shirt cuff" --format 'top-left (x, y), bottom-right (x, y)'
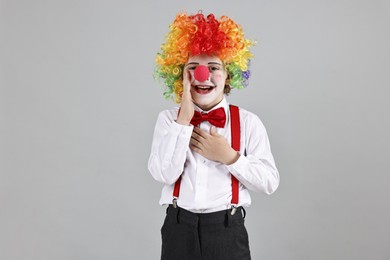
top-left (226, 154), bottom-right (247, 176)
top-left (171, 121), bottom-right (194, 136)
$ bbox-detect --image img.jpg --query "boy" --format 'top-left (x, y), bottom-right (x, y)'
top-left (148, 12), bottom-right (279, 260)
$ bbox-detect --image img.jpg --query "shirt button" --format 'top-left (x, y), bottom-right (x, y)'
top-left (203, 160), bottom-right (206, 163)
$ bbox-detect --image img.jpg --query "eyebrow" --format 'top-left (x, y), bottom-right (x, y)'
top-left (185, 62), bottom-right (223, 66)
top-left (208, 62), bottom-right (223, 66)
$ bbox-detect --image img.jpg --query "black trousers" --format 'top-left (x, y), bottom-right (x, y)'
top-left (161, 205), bottom-right (251, 260)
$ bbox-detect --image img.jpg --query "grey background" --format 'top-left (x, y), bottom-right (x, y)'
top-left (1, 0), bottom-right (389, 259)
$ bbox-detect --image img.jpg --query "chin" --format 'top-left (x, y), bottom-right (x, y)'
top-left (193, 95), bottom-right (223, 110)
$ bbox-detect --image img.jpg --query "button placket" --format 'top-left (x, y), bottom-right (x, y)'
top-left (194, 156), bottom-right (208, 202)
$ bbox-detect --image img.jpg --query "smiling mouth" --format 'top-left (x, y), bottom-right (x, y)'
top-left (193, 85), bottom-right (215, 94)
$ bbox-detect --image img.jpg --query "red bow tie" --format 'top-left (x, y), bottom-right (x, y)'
top-left (190, 107), bottom-right (226, 128)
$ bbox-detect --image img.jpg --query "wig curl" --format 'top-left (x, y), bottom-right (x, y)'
top-left (154, 12), bottom-right (255, 103)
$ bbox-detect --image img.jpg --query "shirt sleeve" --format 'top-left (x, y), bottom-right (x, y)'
top-left (148, 110), bottom-right (194, 185)
top-left (226, 114), bottom-right (280, 194)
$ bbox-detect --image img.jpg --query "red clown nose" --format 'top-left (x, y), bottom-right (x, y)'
top-left (193, 65), bottom-right (210, 82)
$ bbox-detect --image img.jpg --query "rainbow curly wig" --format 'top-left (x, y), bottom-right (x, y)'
top-left (155, 12), bottom-right (255, 103)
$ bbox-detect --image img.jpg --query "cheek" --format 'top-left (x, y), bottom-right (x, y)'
top-left (212, 73), bottom-right (225, 83)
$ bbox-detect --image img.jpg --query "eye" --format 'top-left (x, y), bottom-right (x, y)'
top-left (209, 66), bottom-right (220, 71)
top-left (187, 66), bottom-right (197, 70)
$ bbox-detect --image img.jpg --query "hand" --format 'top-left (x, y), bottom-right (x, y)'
top-left (176, 69), bottom-right (194, 125)
top-left (190, 126), bottom-right (240, 165)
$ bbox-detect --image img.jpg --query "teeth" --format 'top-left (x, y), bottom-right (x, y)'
top-left (196, 86), bottom-right (213, 89)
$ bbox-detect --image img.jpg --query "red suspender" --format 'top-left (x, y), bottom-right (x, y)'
top-left (173, 176), bottom-right (181, 200)
top-left (173, 105), bottom-right (241, 212)
top-left (229, 105), bottom-right (240, 207)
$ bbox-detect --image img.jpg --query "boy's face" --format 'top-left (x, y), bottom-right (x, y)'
top-left (185, 54), bottom-right (227, 111)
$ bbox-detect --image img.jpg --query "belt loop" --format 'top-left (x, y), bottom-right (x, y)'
top-left (241, 207), bottom-right (246, 219)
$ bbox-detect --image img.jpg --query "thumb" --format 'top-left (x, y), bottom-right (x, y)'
top-left (210, 126), bottom-right (218, 135)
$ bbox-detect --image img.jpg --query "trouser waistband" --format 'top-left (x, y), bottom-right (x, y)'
top-left (166, 204), bottom-right (246, 227)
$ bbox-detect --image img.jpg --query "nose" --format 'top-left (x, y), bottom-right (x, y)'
top-left (193, 65), bottom-right (210, 82)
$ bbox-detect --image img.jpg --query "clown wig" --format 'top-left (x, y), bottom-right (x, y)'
top-left (154, 12), bottom-right (255, 103)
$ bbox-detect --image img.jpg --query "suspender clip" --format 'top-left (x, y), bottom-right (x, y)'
top-left (172, 197), bottom-right (178, 208)
top-left (231, 204), bottom-right (238, 215)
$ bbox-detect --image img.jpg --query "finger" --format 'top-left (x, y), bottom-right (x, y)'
top-left (209, 126), bottom-right (218, 135)
top-left (191, 134), bottom-right (201, 143)
top-left (190, 136), bottom-right (203, 148)
top-left (187, 69), bottom-right (192, 82)
top-left (190, 136), bottom-right (201, 143)
top-left (189, 143), bottom-right (203, 154)
top-left (193, 127), bottom-right (209, 138)
top-left (185, 70), bottom-right (192, 87)
top-left (183, 65), bottom-right (193, 81)
top-left (191, 129), bottom-right (205, 140)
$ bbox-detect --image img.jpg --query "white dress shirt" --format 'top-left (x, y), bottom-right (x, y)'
top-left (148, 97), bottom-right (280, 213)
